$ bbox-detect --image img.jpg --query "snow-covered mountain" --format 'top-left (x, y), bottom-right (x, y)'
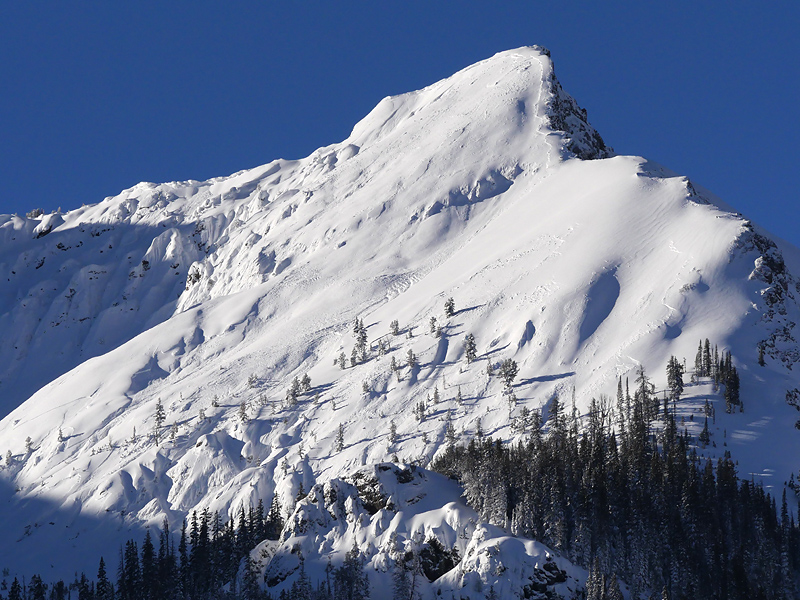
top-left (0, 46), bottom-right (798, 593)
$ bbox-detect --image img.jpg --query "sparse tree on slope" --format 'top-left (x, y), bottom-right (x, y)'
top-left (335, 424), bottom-right (345, 452)
top-left (444, 297), bottom-right (455, 317)
top-left (499, 359), bottom-right (518, 389)
top-left (406, 349), bottom-right (417, 369)
top-left (666, 355), bottom-right (684, 402)
top-left (695, 341), bottom-right (703, 377)
top-left (464, 333), bottom-right (477, 364)
top-left (154, 398), bottom-right (166, 446)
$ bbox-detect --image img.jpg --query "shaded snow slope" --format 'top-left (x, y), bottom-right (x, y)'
top-left (0, 46), bottom-right (797, 579)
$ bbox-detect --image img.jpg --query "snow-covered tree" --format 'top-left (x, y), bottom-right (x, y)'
top-left (444, 297), bottom-right (455, 317)
top-left (414, 401), bottom-right (426, 422)
top-left (445, 411), bottom-right (457, 447)
top-left (464, 333), bottom-right (477, 364)
top-left (335, 424), bottom-right (345, 452)
top-left (153, 398), bottom-right (166, 445)
top-left (499, 358), bottom-right (518, 388)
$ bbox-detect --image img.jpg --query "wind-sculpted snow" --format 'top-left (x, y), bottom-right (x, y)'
top-left (577, 268), bottom-right (620, 345)
top-left (0, 46), bottom-right (798, 584)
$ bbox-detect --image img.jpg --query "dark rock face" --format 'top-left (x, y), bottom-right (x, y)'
top-left (546, 73), bottom-right (612, 161)
top-left (738, 222), bottom-right (800, 370)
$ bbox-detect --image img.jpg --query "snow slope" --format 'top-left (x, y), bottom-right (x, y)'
top-left (0, 46), bottom-right (798, 585)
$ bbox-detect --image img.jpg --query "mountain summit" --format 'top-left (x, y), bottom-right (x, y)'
top-left (0, 47), bottom-right (798, 594)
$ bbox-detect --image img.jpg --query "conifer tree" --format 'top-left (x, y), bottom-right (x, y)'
top-left (666, 356), bottom-right (684, 402)
top-left (464, 333), bottom-right (477, 364)
top-left (335, 424), bottom-right (345, 452)
top-left (265, 496), bottom-right (284, 541)
top-left (699, 416), bottom-right (710, 446)
top-left (7, 577), bottom-right (22, 600)
top-left (334, 545), bottom-right (370, 600)
top-left (429, 316), bottom-right (437, 335)
top-left (353, 318), bottom-right (368, 362)
top-left (392, 558), bottom-right (411, 600)
top-left (141, 529), bottom-right (157, 600)
top-left (703, 339), bottom-right (711, 377)
top-left (444, 297), bottom-right (455, 317)
top-left (616, 376), bottom-right (625, 428)
top-left (96, 557), bottom-right (112, 600)
top-left (241, 556), bottom-right (262, 600)
top-left (445, 411), bottom-right (457, 447)
top-left (499, 359), bottom-right (518, 388)
top-left (28, 575), bottom-right (46, 600)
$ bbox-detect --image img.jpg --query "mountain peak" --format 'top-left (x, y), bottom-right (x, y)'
top-left (347, 46), bottom-right (610, 166)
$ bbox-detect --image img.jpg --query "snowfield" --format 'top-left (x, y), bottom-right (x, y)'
top-left (0, 46), bottom-right (798, 594)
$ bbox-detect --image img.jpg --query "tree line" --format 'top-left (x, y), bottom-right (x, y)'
top-left (431, 358), bottom-right (799, 600)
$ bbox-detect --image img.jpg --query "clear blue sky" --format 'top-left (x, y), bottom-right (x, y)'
top-left (1, 2), bottom-right (798, 245)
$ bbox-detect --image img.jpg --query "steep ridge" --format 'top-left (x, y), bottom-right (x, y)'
top-left (0, 46), bottom-right (797, 588)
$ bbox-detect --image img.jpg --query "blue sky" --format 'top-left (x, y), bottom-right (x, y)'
top-left (1, 2), bottom-right (798, 245)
